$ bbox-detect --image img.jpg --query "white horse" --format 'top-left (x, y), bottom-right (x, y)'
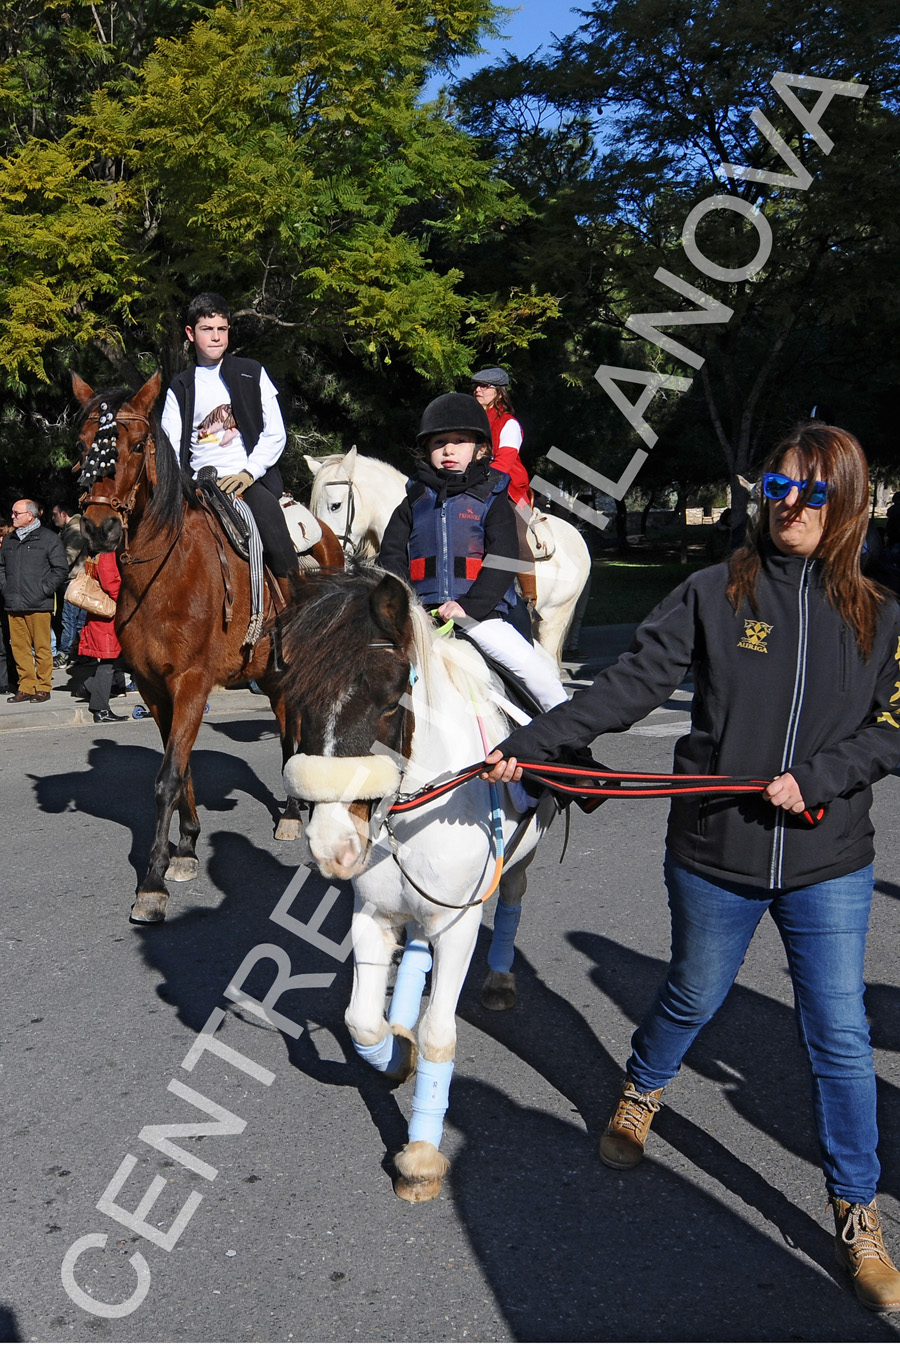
top-left (306, 447), bottom-right (592, 662)
top-left (278, 567), bottom-right (555, 1202)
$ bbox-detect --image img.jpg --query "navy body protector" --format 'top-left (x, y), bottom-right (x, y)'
top-left (406, 469), bottom-right (517, 615)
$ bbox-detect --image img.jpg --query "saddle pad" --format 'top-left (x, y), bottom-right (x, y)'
top-left (526, 508), bottom-right (555, 560)
top-left (281, 495), bottom-right (323, 552)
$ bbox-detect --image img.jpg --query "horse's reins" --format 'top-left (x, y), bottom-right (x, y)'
top-left (389, 762), bottom-right (772, 810)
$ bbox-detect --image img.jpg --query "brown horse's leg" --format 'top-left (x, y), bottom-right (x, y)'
top-left (167, 762), bottom-right (202, 883)
top-left (131, 682), bottom-right (206, 923)
top-left (262, 680), bottom-right (305, 841)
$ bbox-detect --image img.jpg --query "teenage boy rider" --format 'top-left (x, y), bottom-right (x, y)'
top-left (161, 293), bottom-right (300, 594)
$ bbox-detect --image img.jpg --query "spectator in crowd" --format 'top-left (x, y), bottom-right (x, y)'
top-left (0, 517), bottom-right (13, 693)
top-left (78, 551), bottom-right (126, 723)
top-left (0, 499), bottom-right (67, 703)
top-left (51, 501), bottom-right (89, 666)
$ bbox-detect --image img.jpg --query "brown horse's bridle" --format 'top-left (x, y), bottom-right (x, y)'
top-left (78, 411), bottom-right (155, 560)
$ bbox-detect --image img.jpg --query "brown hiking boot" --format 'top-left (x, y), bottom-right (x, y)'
top-left (831, 1197), bottom-right (900, 1311)
top-left (599, 1080), bottom-right (664, 1170)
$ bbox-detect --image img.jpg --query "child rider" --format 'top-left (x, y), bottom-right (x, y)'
top-left (377, 393), bottom-right (568, 712)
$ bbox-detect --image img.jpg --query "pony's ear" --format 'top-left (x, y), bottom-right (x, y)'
top-left (129, 371), bottom-right (162, 418)
top-left (370, 573), bottom-right (410, 645)
top-left (72, 373), bottom-right (94, 405)
top-left (303, 454), bottom-right (322, 475)
top-left (340, 445), bottom-right (358, 476)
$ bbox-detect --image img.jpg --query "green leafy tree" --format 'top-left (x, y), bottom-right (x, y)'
top-left (0, 0), bottom-right (561, 492)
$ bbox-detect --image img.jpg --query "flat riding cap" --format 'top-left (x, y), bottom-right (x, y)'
top-left (417, 392), bottom-right (492, 445)
top-left (470, 366), bottom-right (509, 387)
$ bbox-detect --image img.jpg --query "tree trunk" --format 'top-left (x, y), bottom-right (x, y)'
top-left (640, 488), bottom-right (656, 536)
top-left (615, 498), bottom-right (629, 553)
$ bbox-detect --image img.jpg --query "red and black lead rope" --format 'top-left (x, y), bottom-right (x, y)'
top-left (388, 761), bottom-right (826, 827)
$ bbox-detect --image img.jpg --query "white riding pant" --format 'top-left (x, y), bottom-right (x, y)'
top-left (467, 617), bottom-right (568, 711)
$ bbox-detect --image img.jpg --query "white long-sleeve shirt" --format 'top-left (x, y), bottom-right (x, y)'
top-left (161, 362), bottom-right (286, 481)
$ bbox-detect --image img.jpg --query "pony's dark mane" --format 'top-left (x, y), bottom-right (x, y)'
top-left (279, 566), bottom-right (407, 714)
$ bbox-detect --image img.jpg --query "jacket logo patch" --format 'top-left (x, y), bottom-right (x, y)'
top-left (457, 508), bottom-right (481, 520)
top-left (738, 619), bottom-right (773, 653)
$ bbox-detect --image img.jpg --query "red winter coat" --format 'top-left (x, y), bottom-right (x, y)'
top-left (487, 406), bottom-right (530, 507)
top-left (78, 552), bottom-right (122, 660)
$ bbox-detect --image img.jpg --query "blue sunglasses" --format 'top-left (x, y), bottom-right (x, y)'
top-left (762, 472), bottom-right (828, 509)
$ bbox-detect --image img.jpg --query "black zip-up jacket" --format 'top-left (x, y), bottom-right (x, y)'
top-left (0, 526), bottom-right (68, 614)
top-left (497, 550), bottom-right (900, 889)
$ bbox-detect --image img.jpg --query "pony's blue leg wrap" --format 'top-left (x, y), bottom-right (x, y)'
top-left (350, 1031), bottom-right (412, 1074)
top-left (351, 1033), bottom-right (411, 1078)
top-left (488, 901), bottom-right (522, 973)
top-left (408, 1058), bottom-right (455, 1148)
top-left (352, 1033), bottom-right (395, 1073)
top-left (388, 938), bottom-right (432, 1031)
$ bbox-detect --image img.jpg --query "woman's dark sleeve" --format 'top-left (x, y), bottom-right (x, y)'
top-left (376, 499), bottom-right (413, 580)
top-left (459, 492), bottom-right (521, 621)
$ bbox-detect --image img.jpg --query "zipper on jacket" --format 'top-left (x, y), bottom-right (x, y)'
top-left (438, 500), bottom-right (450, 601)
top-left (768, 559), bottom-right (812, 888)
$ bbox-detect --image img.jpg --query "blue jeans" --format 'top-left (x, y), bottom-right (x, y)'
top-left (60, 599), bottom-right (87, 655)
top-left (626, 854), bottom-right (878, 1202)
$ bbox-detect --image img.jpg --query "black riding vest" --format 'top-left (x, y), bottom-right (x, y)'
top-left (168, 353), bottom-right (265, 473)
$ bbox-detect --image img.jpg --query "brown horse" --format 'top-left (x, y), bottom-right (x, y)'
top-left (73, 371), bottom-right (345, 923)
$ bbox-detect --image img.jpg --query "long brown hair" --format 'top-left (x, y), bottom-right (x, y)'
top-left (726, 423), bottom-right (886, 659)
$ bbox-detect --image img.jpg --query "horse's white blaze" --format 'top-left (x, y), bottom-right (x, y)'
top-left (306, 802), bottom-right (367, 880)
top-left (305, 450), bottom-right (591, 660)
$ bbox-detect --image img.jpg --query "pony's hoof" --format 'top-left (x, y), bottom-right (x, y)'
top-left (481, 970), bottom-right (517, 1011)
top-left (385, 1024), bottom-right (418, 1085)
top-left (274, 815), bottom-right (304, 841)
top-left (130, 893), bottom-right (168, 924)
top-left (165, 855), bottom-right (199, 882)
top-left (393, 1141), bottom-right (448, 1203)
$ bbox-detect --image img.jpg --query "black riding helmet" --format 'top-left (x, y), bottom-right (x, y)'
top-left (417, 392), bottom-right (491, 447)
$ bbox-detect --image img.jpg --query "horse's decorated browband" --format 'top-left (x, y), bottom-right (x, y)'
top-left (78, 401), bottom-right (119, 490)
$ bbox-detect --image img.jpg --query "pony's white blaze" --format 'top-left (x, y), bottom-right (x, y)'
top-left (305, 449), bottom-right (591, 661)
top-left (306, 802), bottom-right (368, 880)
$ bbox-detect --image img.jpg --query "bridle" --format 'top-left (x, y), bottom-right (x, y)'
top-left (323, 475), bottom-right (357, 553)
top-left (76, 409), bottom-right (175, 565)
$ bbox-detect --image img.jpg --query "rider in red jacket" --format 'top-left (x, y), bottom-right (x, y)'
top-left (471, 366), bottom-right (536, 627)
top-left (471, 366), bottom-right (530, 507)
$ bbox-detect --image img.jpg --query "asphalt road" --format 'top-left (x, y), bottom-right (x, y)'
top-left (3, 680), bottom-right (900, 1343)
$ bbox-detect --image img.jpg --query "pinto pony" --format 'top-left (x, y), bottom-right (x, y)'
top-left (72, 371), bottom-right (344, 923)
top-left (277, 566), bottom-right (555, 1201)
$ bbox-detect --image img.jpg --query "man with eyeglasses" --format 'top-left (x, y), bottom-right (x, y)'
top-left (0, 499), bottom-right (68, 703)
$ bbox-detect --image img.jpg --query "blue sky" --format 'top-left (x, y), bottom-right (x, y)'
top-left (427, 1), bottom-right (587, 92)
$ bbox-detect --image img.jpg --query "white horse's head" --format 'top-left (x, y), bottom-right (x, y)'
top-left (306, 448), bottom-right (406, 557)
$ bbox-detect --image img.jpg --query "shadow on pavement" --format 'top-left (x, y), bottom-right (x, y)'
top-left (453, 937), bottom-right (900, 1341)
